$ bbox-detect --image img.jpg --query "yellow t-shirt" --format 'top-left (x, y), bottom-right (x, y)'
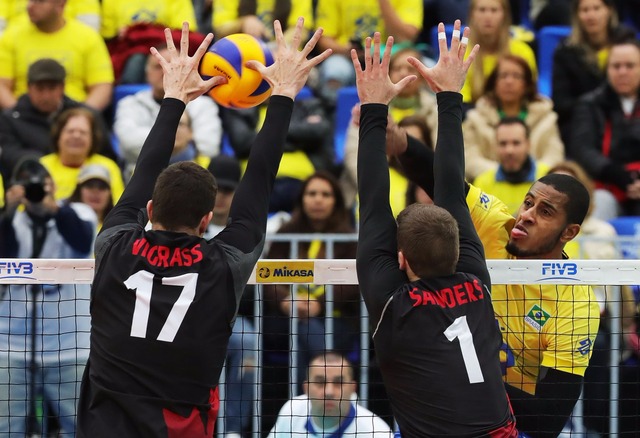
top-left (40, 154), bottom-right (125, 203)
top-left (316, 0), bottom-right (423, 46)
top-left (473, 162), bottom-right (550, 216)
top-left (493, 283), bottom-right (600, 394)
top-left (465, 183), bottom-right (515, 259)
top-left (101, 0), bottom-right (198, 39)
top-left (212, 0), bottom-right (313, 38)
top-left (462, 39), bottom-right (538, 103)
top-left (0, 19), bottom-right (114, 102)
top-left (0, 0), bottom-right (100, 29)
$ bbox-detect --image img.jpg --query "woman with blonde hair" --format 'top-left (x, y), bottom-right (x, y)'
top-left (462, 0), bottom-right (537, 103)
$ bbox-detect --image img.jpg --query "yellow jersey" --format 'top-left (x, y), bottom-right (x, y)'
top-left (100, 0), bottom-right (197, 39)
top-left (473, 161), bottom-right (550, 216)
top-left (466, 183), bottom-right (515, 259)
top-left (212, 0), bottom-right (313, 38)
top-left (40, 154), bottom-right (125, 203)
top-left (0, 19), bottom-right (113, 102)
top-left (493, 283), bottom-right (600, 394)
top-left (316, 0), bottom-right (423, 46)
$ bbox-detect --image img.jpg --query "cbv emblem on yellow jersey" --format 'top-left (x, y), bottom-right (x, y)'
top-left (525, 304), bottom-right (551, 331)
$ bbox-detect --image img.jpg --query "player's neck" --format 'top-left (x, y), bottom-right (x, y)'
top-left (151, 223), bottom-right (202, 237)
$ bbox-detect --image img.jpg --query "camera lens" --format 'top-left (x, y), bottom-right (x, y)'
top-left (24, 181), bottom-right (46, 203)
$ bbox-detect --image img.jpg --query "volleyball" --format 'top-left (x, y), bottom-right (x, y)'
top-left (200, 34), bottom-right (274, 108)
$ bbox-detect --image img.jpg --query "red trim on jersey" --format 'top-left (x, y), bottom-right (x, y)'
top-left (596, 119), bottom-right (640, 202)
top-left (163, 387), bottom-right (220, 438)
top-left (488, 395), bottom-right (518, 438)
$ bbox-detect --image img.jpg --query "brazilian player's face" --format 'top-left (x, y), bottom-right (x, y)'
top-left (507, 182), bottom-right (569, 258)
top-left (305, 360), bottom-right (355, 419)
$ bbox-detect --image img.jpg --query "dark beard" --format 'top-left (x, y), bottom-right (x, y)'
top-left (506, 228), bottom-right (565, 258)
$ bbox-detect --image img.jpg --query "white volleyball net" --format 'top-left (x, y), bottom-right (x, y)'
top-left (0, 258), bottom-right (638, 436)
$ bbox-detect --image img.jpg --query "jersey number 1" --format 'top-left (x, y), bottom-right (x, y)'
top-left (444, 315), bottom-right (485, 384)
top-left (124, 270), bottom-right (198, 342)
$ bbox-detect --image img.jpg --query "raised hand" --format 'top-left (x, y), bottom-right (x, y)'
top-left (151, 22), bottom-right (227, 104)
top-left (407, 20), bottom-right (479, 93)
top-left (246, 17), bottom-right (332, 99)
top-left (351, 32), bottom-right (417, 105)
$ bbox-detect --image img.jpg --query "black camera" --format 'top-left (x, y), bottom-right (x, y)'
top-left (11, 158), bottom-right (50, 204)
top-left (19, 176), bottom-right (46, 203)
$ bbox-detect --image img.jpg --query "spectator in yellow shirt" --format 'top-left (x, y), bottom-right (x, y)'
top-left (0, 0), bottom-right (113, 110)
top-left (40, 107), bottom-right (124, 202)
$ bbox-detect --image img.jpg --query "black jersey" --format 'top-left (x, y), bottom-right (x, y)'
top-left (356, 95), bottom-right (516, 437)
top-left (77, 96), bottom-right (294, 437)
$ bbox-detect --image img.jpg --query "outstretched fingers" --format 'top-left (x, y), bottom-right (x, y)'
top-left (290, 17), bottom-right (304, 50)
top-left (381, 35), bottom-right (393, 71)
top-left (406, 56), bottom-right (431, 83)
top-left (164, 27), bottom-right (177, 53)
top-left (395, 74), bottom-right (418, 94)
top-left (463, 43), bottom-right (480, 72)
top-left (302, 25), bottom-right (324, 59)
top-left (436, 22), bottom-right (447, 58)
top-left (180, 22), bottom-right (190, 58)
top-left (273, 19), bottom-right (284, 46)
top-left (449, 20), bottom-right (462, 56)
top-left (192, 32), bottom-right (214, 65)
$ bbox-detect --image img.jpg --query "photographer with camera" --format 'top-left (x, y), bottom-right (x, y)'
top-left (0, 158), bottom-right (97, 436)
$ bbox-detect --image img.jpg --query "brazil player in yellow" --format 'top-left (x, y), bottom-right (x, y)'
top-left (380, 110), bottom-right (599, 437)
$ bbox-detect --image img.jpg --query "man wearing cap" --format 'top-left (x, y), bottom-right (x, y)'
top-left (0, 58), bottom-right (117, 183)
top-left (0, 0), bottom-right (113, 110)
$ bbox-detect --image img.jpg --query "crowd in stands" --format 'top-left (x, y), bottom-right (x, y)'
top-left (1, 0), bottom-right (640, 436)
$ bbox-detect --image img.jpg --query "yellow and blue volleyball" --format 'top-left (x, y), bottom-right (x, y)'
top-left (200, 34), bottom-right (274, 109)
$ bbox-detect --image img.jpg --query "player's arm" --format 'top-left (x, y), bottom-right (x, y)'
top-left (216, 18), bottom-right (331, 255)
top-left (101, 24), bottom-right (223, 234)
top-left (505, 368), bottom-right (583, 438)
top-left (407, 22), bottom-right (488, 284)
top-left (353, 33), bottom-right (418, 319)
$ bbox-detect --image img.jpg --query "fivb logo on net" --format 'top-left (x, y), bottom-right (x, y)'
top-left (538, 262), bottom-right (579, 282)
top-left (0, 260), bottom-right (35, 280)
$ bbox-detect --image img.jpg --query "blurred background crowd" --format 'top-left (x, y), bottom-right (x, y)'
top-left (2, 0), bottom-right (640, 437)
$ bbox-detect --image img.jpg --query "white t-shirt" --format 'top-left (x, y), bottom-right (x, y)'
top-left (268, 395), bottom-right (393, 437)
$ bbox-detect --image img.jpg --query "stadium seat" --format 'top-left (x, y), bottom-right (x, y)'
top-left (333, 86), bottom-right (359, 164)
top-left (296, 86), bottom-right (313, 100)
top-left (608, 216), bottom-right (640, 259)
top-left (536, 25), bottom-right (570, 98)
